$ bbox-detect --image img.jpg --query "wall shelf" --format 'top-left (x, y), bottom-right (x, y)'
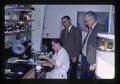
top-left (5, 5), bottom-right (34, 36)
top-left (5, 7), bottom-right (35, 12)
top-left (5, 19), bottom-right (34, 22)
top-left (5, 29), bottom-right (34, 36)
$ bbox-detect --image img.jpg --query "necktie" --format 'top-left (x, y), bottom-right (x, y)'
top-left (66, 28), bottom-right (69, 38)
top-left (82, 31), bottom-right (89, 49)
top-left (82, 28), bottom-right (93, 49)
top-left (81, 28), bottom-right (93, 56)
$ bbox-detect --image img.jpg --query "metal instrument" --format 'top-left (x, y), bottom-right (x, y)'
top-left (12, 39), bottom-right (32, 55)
top-left (12, 40), bottom-right (25, 54)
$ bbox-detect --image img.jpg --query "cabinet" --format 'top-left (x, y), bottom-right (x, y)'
top-left (4, 5), bottom-right (34, 59)
top-left (95, 33), bottom-right (115, 79)
top-left (5, 5), bottom-right (34, 36)
top-left (4, 5), bottom-right (35, 79)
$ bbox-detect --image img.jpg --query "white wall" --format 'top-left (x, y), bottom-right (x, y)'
top-left (43, 5), bottom-right (112, 38)
top-left (32, 5), bottom-right (46, 52)
top-left (108, 5), bottom-right (115, 34)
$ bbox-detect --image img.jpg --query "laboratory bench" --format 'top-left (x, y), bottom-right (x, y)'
top-left (4, 53), bottom-right (54, 79)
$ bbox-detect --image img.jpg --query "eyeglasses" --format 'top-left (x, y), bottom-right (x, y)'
top-left (84, 18), bottom-right (93, 24)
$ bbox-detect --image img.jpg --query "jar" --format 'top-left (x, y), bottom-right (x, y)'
top-left (97, 33), bottom-right (115, 52)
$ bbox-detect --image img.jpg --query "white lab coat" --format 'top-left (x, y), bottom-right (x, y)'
top-left (46, 47), bottom-right (70, 79)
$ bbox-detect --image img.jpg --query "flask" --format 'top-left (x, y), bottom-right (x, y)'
top-left (35, 64), bottom-right (41, 79)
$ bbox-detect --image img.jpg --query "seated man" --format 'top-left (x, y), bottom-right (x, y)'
top-left (39, 39), bottom-right (70, 79)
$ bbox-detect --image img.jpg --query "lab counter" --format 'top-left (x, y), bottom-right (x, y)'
top-left (22, 62), bottom-right (53, 79)
top-left (22, 66), bottom-right (47, 79)
top-left (5, 62), bottom-right (52, 79)
top-left (95, 49), bottom-right (115, 79)
top-left (5, 56), bottom-right (53, 79)
top-left (5, 63), bottom-right (34, 79)
top-left (96, 33), bottom-right (115, 79)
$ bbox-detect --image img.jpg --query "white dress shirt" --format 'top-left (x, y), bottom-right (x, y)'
top-left (68, 25), bottom-right (72, 32)
top-left (46, 47), bottom-right (70, 79)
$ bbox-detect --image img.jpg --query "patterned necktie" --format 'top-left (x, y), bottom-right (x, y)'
top-left (82, 31), bottom-right (89, 49)
top-left (82, 28), bottom-right (92, 49)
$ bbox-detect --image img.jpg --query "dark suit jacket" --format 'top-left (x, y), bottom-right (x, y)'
top-left (86, 23), bottom-right (104, 65)
top-left (60, 25), bottom-right (82, 61)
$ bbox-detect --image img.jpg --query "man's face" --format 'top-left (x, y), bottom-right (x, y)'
top-left (84, 15), bottom-right (95, 29)
top-left (51, 41), bottom-right (58, 52)
top-left (62, 18), bottom-right (71, 28)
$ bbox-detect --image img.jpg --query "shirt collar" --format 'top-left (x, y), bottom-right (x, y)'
top-left (55, 47), bottom-right (63, 55)
top-left (68, 25), bottom-right (72, 32)
top-left (91, 22), bottom-right (97, 29)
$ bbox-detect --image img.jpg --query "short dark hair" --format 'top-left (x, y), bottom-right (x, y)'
top-left (84, 11), bottom-right (97, 20)
top-left (51, 38), bottom-right (62, 46)
top-left (61, 16), bottom-right (71, 21)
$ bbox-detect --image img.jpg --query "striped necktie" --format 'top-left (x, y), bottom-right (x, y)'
top-left (82, 31), bottom-right (89, 49)
top-left (82, 28), bottom-right (92, 49)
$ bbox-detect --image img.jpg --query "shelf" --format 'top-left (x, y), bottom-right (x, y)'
top-left (5, 29), bottom-right (34, 36)
top-left (5, 19), bottom-right (34, 22)
top-left (6, 8), bottom-right (35, 12)
top-left (97, 48), bottom-right (114, 52)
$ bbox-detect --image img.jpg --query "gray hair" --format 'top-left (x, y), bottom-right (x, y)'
top-left (84, 11), bottom-right (97, 20)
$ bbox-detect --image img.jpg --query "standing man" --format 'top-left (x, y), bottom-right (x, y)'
top-left (80, 11), bottom-right (104, 79)
top-left (60, 16), bottom-right (82, 79)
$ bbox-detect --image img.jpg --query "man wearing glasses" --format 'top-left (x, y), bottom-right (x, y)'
top-left (80, 11), bottom-right (104, 79)
top-left (39, 39), bottom-right (70, 79)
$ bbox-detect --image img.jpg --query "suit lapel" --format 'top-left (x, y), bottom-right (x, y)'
top-left (86, 23), bottom-right (98, 54)
top-left (87, 23), bottom-right (99, 42)
top-left (69, 26), bottom-right (74, 34)
top-left (66, 26), bottom-right (74, 38)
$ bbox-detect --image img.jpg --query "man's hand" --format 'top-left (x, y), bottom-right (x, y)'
top-left (39, 55), bottom-right (47, 59)
top-left (72, 57), bottom-right (77, 63)
top-left (42, 62), bottom-right (52, 66)
top-left (89, 64), bottom-right (96, 71)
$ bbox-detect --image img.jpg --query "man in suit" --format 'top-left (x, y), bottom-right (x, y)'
top-left (80, 11), bottom-right (104, 79)
top-left (60, 16), bottom-right (82, 79)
